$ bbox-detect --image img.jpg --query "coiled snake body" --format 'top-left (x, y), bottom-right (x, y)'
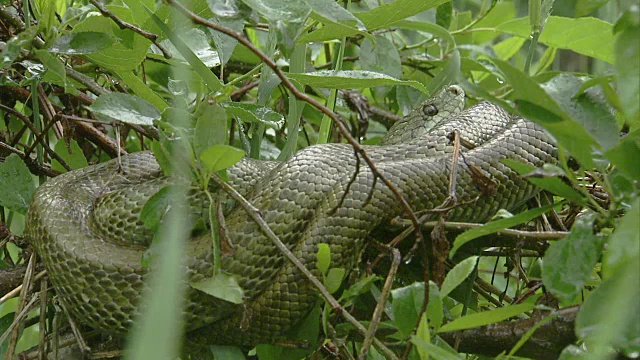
top-left (25, 86), bottom-right (556, 345)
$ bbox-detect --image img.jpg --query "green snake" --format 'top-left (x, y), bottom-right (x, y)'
top-left (25, 85), bottom-right (557, 346)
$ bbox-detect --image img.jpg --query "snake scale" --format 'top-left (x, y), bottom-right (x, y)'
top-left (25, 85), bottom-right (557, 346)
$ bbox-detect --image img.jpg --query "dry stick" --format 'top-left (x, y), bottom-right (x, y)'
top-left (167, 0), bottom-right (426, 250)
top-left (0, 270), bottom-right (47, 306)
top-left (38, 278), bottom-right (48, 360)
top-left (210, 175), bottom-right (399, 360)
top-left (58, 299), bottom-right (91, 355)
top-left (0, 104), bottom-right (73, 172)
top-left (393, 220), bottom-right (569, 242)
top-left (0, 142), bottom-right (60, 177)
top-left (5, 253), bottom-right (36, 360)
top-left (88, 0), bottom-right (172, 59)
top-left (359, 244), bottom-right (401, 360)
top-left (0, 294), bottom-right (40, 350)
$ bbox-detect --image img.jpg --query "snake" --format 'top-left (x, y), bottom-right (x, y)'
top-left (25, 85), bottom-right (557, 346)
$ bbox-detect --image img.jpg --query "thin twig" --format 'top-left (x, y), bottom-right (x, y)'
top-left (211, 175), bottom-right (399, 360)
top-left (0, 104), bottom-right (72, 171)
top-left (392, 220), bottom-right (569, 241)
top-left (88, 0), bottom-right (172, 59)
top-left (0, 270), bottom-right (47, 306)
top-left (359, 243), bottom-right (401, 360)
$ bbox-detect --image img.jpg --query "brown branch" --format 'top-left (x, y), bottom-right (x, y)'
top-left (167, 0), bottom-right (427, 282)
top-left (440, 307), bottom-right (579, 360)
top-left (359, 243), bottom-right (401, 360)
top-left (88, 0), bottom-right (172, 59)
top-left (392, 219), bottom-right (569, 242)
top-left (0, 104), bottom-right (73, 172)
top-left (0, 141), bottom-right (61, 177)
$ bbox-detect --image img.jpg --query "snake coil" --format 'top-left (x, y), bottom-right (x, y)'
top-left (25, 86), bottom-right (556, 345)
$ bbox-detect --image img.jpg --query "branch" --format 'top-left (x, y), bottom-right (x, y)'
top-left (440, 307), bottom-right (578, 360)
top-left (88, 0), bottom-right (172, 59)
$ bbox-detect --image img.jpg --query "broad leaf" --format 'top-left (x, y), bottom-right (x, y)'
top-left (199, 145), bottom-right (245, 173)
top-left (0, 154), bottom-right (35, 215)
top-left (440, 256), bottom-right (477, 299)
top-left (498, 16), bottom-right (615, 63)
top-left (191, 273), bottom-right (244, 304)
top-left (90, 93), bottom-right (160, 125)
top-left (49, 32), bottom-right (115, 54)
top-left (542, 212), bottom-right (603, 306)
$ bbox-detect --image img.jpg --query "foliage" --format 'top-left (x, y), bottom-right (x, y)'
top-left (0, 0), bottom-right (638, 359)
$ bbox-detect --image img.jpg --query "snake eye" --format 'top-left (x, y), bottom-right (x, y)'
top-left (423, 104), bottom-right (438, 116)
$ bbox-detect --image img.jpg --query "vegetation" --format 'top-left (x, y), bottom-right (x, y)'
top-left (0, 0), bottom-right (638, 359)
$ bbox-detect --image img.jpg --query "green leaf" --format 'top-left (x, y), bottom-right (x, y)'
top-left (615, 23), bottom-right (640, 122)
top-left (575, 259), bottom-right (640, 357)
top-left (194, 103), bottom-right (228, 157)
top-left (144, 5), bottom-right (222, 93)
top-left (241, 0), bottom-right (310, 22)
top-left (199, 145), bottom-right (245, 173)
top-left (73, 12), bottom-right (151, 71)
top-left (411, 335), bottom-right (463, 360)
top-left (287, 70), bottom-right (428, 94)
top-left (360, 35), bottom-right (402, 81)
top-left (503, 160), bottom-right (585, 205)
top-left (426, 281), bottom-right (443, 331)
top-left (0, 154), bottom-right (35, 215)
top-left (540, 74), bottom-right (619, 151)
top-left (440, 256), bottom-right (477, 299)
top-left (605, 130), bottom-right (640, 182)
top-left (114, 70), bottom-right (169, 111)
top-left (437, 302), bottom-right (535, 333)
top-left (191, 273), bottom-right (244, 304)
top-left (90, 93), bottom-right (160, 126)
top-left (391, 282), bottom-right (424, 338)
top-left (140, 186), bottom-right (174, 231)
top-left (490, 59), bottom-right (597, 168)
top-left (602, 198), bottom-right (640, 280)
top-left (542, 212), bottom-right (603, 306)
top-left (415, 313), bottom-right (430, 360)
top-left (339, 274), bottom-right (381, 303)
top-left (451, 203), bottom-right (559, 257)
top-left (316, 243), bottom-right (331, 274)
top-left (160, 28), bottom-right (221, 67)
top-left (325, 268), bottom-right (345, 294)
top-left (299, 0), bottom-right (372, 43)
top-left (209, 346), bottom-right (246, 360)
top-left (221, 103), bottom-right (285, 127)
top-left (497, 16), bottom-right (615, 63)
top-left (34, 50), bottom-right (66, 88)
top-left (493, 36), bottom-right (526, 61)
top-left (49, 32), bottom-right (115, 54)
top-left (52, 140), bottom-right (89, 172)
top-left (355, 0), bottom-right (451, 30)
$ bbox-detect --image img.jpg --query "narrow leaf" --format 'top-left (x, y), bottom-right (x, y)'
top-left (438, 303), bottom-right (535, 333)
top-left (451, 203), bottom-right (559, 257)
